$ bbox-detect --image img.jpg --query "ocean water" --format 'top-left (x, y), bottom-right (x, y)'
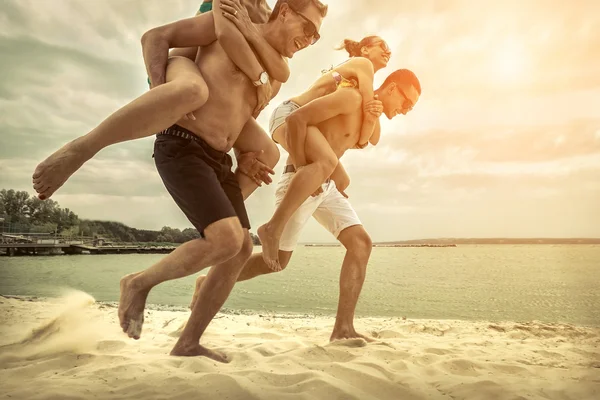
top-left (0, 245), bottom-right (598, 326)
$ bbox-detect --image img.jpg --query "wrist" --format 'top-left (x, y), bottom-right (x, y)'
top-left (253, 71), bottom-right (269, 86)
top-left (246, 30), bottom-right (260, 45)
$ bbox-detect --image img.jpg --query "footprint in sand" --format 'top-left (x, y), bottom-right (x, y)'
top-left (96, 340), bottom-right (127, 352)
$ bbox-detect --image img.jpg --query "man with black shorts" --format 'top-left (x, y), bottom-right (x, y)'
top-left (117, 0), bottom-right (328, 361)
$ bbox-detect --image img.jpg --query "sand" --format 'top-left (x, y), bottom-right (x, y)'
top-left (0, 291), bottom-right (598, 400)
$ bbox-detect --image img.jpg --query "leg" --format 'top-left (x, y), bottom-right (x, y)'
top-left (32, 56), bottom-right (208, 200)
top-left (189, 169), bottom-right (316, 308)
top-left (311, 187), bottom-right (373, 341)
top-left (330, 225), bottom-right (373, 341)
top-left (170, 230), bottom-right (255, 360)
top-left (233, 118), bottom-right (280, 199)
top-left (190, 250), bottom-right (293, 309)
top-left (119, 133), bottom-right (248, 339)
top-left (119, 217), bottom-right (245, 339)
top-left (258, 126), bottom-right (338, 269)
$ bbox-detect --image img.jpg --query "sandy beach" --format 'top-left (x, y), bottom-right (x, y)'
top-left (0, 291), bottom-right (598, 400)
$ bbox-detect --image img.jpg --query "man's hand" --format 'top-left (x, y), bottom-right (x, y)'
top-left (254, 80), bottom-right (273, 117)
top-left (311, 186), bottom-right (324, 197)
top-left (364, 95), bottom-right (383, 119)
top-left (236, 150), bottom-right (275, 186)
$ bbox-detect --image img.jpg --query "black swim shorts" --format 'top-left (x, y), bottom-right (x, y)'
top-left (153, 124), bottom-right (250, 236)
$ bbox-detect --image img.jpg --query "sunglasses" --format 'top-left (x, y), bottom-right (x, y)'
top-left (369, 40), bottom-right (391, 54)
top-left (398, 88), bottom-right (414, 113)
top-left (288, 6), bottom-right (320, 45)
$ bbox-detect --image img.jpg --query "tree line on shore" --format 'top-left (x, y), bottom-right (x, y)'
top-left (0, 189), bottom-right (261, 245)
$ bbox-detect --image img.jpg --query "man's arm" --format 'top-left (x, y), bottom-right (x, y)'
top-left (369, 119), bottom-right (381, 145)
top-left (167, 7), bottom-right (207, 61)
top-left (337, 58), bottom-right (378, 146)
top-left (287, 89), bottom-right (362, 167)
top-left (217, 0), bottom-right (290, 83)
top-left (141, 13), bottom-right (219, 87)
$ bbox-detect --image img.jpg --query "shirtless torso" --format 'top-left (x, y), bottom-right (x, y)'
top-left (317, 89), bottom-right (364, 158)
top-left (176, 40), bottom-right (281, 152)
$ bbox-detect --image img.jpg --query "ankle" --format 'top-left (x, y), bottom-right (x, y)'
top-left (71, 136), bottom-right (99, 157)
top-left (333, 322), bottom-right (354, 333)
top-left (129, 274), bottom-right (152, 293)
top-left (264, 221), bottom-right (284, 236)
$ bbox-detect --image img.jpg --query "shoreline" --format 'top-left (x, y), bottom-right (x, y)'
top-left (4, 294), bottom-right (600, 329)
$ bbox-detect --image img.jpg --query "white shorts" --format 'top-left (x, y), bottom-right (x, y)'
top-left (268, 100), bottom-right (300, 142)
top-left (276, 171), bottom-right (362, 251)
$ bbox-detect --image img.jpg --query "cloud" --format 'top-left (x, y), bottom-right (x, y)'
top-left (1, 0), bottom-right (599, 239)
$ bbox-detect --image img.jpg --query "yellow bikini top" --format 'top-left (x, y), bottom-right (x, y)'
top-left (322, 66), bottom-right (358, 89)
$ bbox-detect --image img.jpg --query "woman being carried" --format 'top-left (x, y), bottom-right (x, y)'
top-left (32, 0), bottom-right (291, 201)
top-left (258, 35), bottom-right (392, 269)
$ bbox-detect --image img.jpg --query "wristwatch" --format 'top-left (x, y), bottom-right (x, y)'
top-left (253, 71), bottom-right (269, 87)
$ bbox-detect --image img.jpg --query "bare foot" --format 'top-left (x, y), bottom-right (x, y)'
top-left (189, 275), bottom-right (206, 309)
top-left (32, 137), bottom-right (93, 200)
top-left (257, 223), bottom-right (281, 271)
top-left (118, 272), bottom-right (150, 340)
top-left (330, 328), bottom-right (375, 343)
top-left (170, 341), bottom-right (229, 362)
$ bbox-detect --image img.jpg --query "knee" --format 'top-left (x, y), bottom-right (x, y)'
top-left (278, 251), bottom-right (293, 270)
top-left (207, 219), bottom-right (245, 258)
top-left (238, 233), bottom-right (254, 261)
top-left (317, 154), bottom-right (338, 177)
top-left (347, 231), bottom-right (372, 261)
top-left (261, 140), bottom-right (280, 168)
top-left (173, 79), bottom-right (209, 110)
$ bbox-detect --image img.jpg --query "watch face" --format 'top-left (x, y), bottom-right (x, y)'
top-left (260, 72), bottom-right (269, 84)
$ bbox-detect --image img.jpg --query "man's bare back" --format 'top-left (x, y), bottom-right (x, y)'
top-left (176, 40), bottom-right (280, 152)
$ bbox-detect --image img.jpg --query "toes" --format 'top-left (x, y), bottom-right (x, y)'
top-left (126, 317), bottom-right (143, 340)
top-left (267, 260), bottom-right (281, 272)
top-left (38, 187), bottom-right (55, 200)
top-left (33, 182), bottom-right (49, 191)
top-left (32, 168), bottom-right (44, 180)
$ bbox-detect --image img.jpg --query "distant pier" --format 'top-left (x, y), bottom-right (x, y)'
top-left (0, 233), bottom-right (175, 256)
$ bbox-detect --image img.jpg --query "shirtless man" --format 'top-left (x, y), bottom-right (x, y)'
top-left (117, 0), bottom-right (328, 360)
top-left (191, 68), bottom-right (422, 342)
top-left (31, 0), bottom-right (289, 201)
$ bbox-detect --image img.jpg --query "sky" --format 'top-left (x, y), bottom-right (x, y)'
top-left (0, 0), bottom-right (599, 241)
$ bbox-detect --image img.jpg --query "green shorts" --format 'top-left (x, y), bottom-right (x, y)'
top-left (199, 1), bottom-right (213, 13)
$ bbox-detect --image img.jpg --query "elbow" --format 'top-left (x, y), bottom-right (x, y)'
top-left (274, 68), bottom-right (291, 83)
top-left (141, 28), bottom-right (161, 47)
top-left (338, 177), bottom-right (350, 192)
top-left (215, 24), bottom-right (234, 43)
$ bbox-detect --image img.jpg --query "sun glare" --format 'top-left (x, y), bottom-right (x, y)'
top-left (491, 41), bottom-right (529, 82)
